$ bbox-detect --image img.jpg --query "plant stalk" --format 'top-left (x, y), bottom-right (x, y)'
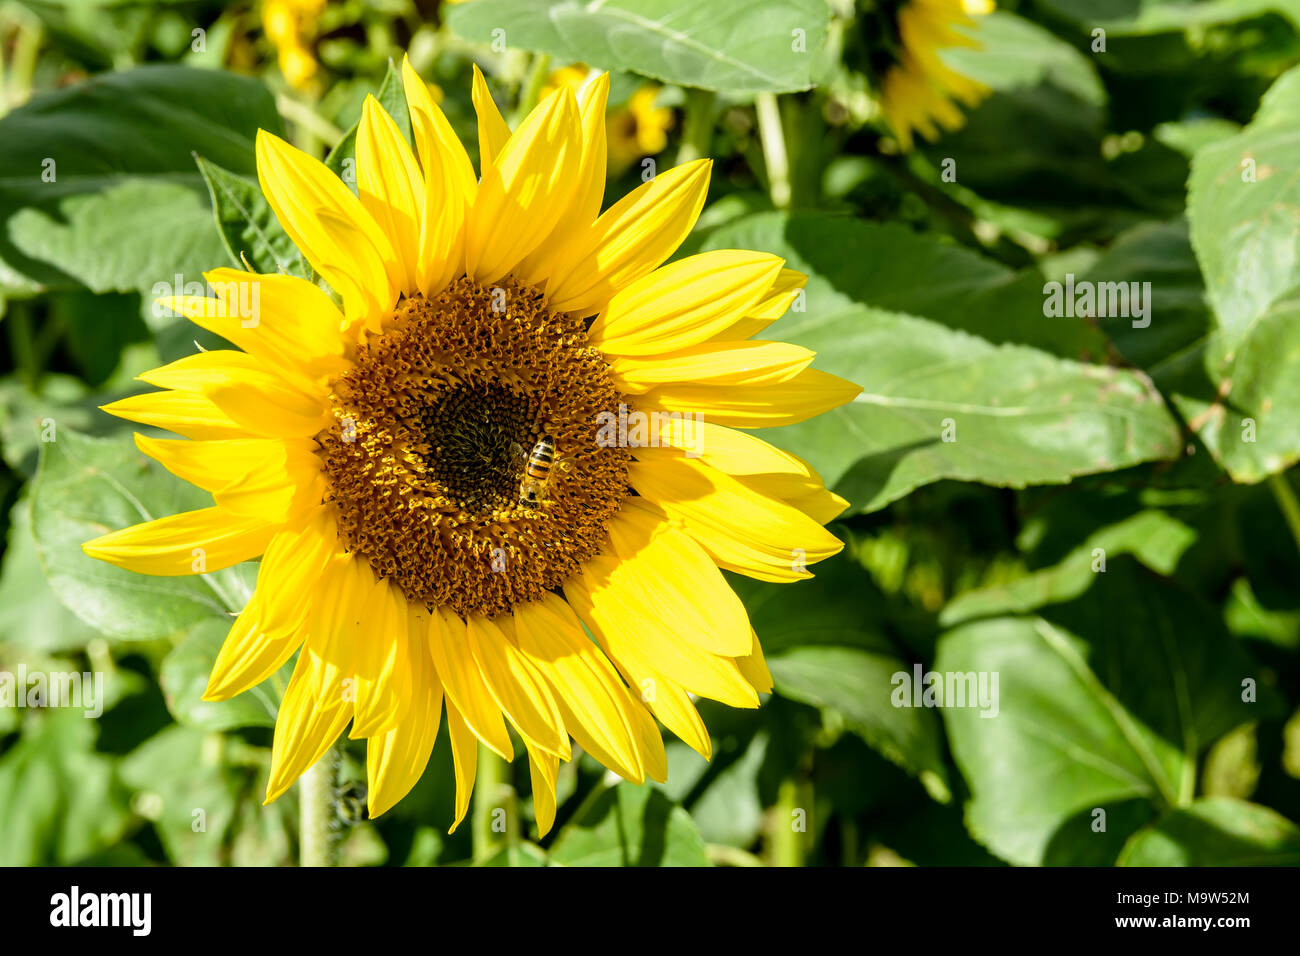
top-left (299, 745), bottom-right (340, 867)
top-left (755, 92), bottom-right (791, 209)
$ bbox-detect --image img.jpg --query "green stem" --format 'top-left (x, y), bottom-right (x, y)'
top-left (472, 744), bottom-right (514, 862)
top-left (675, 88), bottom-right (716, 165)
top-left (1269, 472), bottom-right (1300, 558)
top-left (276, 93), bottom-right (344, 152)
top-left (754, 92), bottom-right (791, 209)
top-left (770, 776), bottom-right (805, 867)
top-left (511, 52), bottom-right (551, 127)
top-left (299, 745), bottom-right (340, 867)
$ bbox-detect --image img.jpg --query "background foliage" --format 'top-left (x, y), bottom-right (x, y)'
top-left (1, 0), bottom-right (1299, 866)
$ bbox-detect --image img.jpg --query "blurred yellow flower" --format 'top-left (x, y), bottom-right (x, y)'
top-left (544, 64), bottom-right (675, 170)
top-left (609, 85), bottom-right (674, 169)
top-left (263, 0), bottom-right (327, 92)
top-left (876, 0), bottom-right (993, 151)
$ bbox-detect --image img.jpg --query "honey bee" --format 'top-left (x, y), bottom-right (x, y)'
top-left (511, 435), bottom-right (564, 509)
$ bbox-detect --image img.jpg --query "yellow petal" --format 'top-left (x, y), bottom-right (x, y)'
top-left (629, 455), bottom-right (844, 582)
top-left (589, 250), bottom-right (784, 356)
top-left (139, 350), bottom-right (331, 438)
top-left (706, 268), bottom-right (808, 342)
top-left (350, 565), bottom-right (412, 739)
top-left (637, 367), bottom-right (862, 428)
top-left (255, 129), bottom-right (398, 324)
top-left (366, 610), bottom-right (444, 818)
top-left (426, 607), bottom-right (514, 760)
top-left (471, 63), bottom-right (511, 171)
top-left (83, 506), bottom-right (274, 576)
top-left (737, 631), bottom-right (774, 695)
top-left (512, 594), bottom-right (649, 783)
top-left (464, 88), bottom-right (581, 284)
top-left (402, 57), bottom-right (477, 295)
top-left (568, 552), bottom-right (758, 708)
top-left (163, 268), bottom-right (347, 383)
top-left (650, 420), bottom-right (848, 524)
top-left (566, 567), bottom-right (715, 759)
top-left (100, 390), bottom-right (247, 441)
top-left (606, 498), bottom-right (753, 657)
top-left (204, 510), bottom-right (338, 700)
top-left (524, 739), bottom-right (559, 837)
top-left (544, 159), bottom-right (712, 315)
top-left (466, 614), bottom-right (570, 759)
top-left (356, 95), bottom-right (425, 294)
top-left (444, 700), bottom-right (479, 833)
top-left (514, 73), bottom-right (610, 287)
top-left (264, 646), bottom-right (353, 803)
top-left (265, 554), bottom-right (361, 801)
top-left (610, 340), bottom-right (814, 394)
top-left (133, 433), bottom-right (323, 523)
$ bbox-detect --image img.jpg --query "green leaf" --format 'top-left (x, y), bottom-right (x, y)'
top-left (1118, 797), bottom-right (1300, 865)
top-left (195, 156), bottom-right (307, 278)
top-left (447, 0), bottom-right (828, 94)
top-left (756, 305), bottom-right (1180, 514)
top-left (119, 725), bottom-right (243, 867)
top-left (0, 65), bottom-right (282, 294)
top-left (1182, 67), bottom-right (1300, 480)
top-left (938, 561), bottom-right (1273, 865)
top-left (941, 510), bottom-right (1197, 627)
top-left (0, 709), bottom-right (132, 865)
top-left (30, 428), bottom-right (252, 642)
top-left (325, 60), bottom-right (411, 192)
top-left (686, 210), bottom-right (1107, 359)
top-left (160, 616), bottom-right (285, 732)
top-left (548, 782), bottom-right (711, 866)
top-left (733, 554), bottom-right (951, 797)
top-left (770, 646), bottom-right (952, 802)
top-left (0, 494), bottom-right (102, 652)
top-left (1038, 0), bottom-right (1300, 35)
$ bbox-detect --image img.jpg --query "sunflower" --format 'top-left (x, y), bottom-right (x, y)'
top-left (262, 0), bottom-right (326, 92)
top-left (859, 0), bottom-right (993, 151)
top-left (83, 60), bottom-right (860, 834)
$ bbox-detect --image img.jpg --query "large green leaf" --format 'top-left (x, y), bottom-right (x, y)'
top-left (1184, 66), bottom-right (1300, 480)
top-left (733, 554), bottom-right (951, 798)
top-left (447, 0), bottom-right (827, 93)
top-left (754, 304), bottom-right (1180, 514)
top-left (1118, 797), bottom-right (1300, 865)
top-left (938, 561), bottom-right (1274, 865)
top-left (548, 782), bottom-right (710, 866)
top-left (30, 428), bottom-right (253, 642)
top-left (0, 65), bottom-right (282, 294)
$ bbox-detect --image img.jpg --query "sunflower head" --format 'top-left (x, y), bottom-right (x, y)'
top-left (851, 0), bottom-right (993, 151)
top-left (84, 59), bottom-right (860, 832)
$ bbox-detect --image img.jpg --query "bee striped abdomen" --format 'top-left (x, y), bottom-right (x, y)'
top-left (525, 437), bottom-right (555, 481)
